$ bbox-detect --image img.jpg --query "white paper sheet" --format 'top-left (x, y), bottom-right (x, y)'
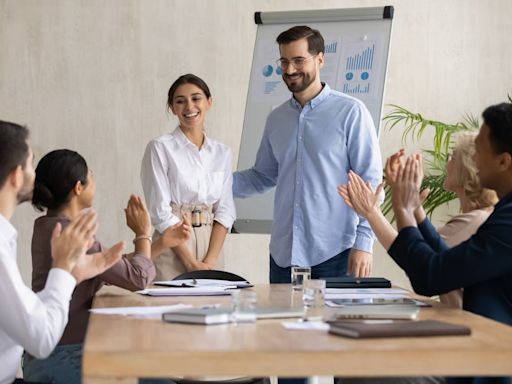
top-left (281, 321), bottom-right (329, 331)
top-left (137, 286), bottom-right (233, 296)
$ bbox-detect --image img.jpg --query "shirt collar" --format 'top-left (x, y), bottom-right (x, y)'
top-left (0, 213), bottom-right (17, 245)
top-left (290, 83), bottom-right (331, 110)
top-left (172, 127), bottom-right (213, 151)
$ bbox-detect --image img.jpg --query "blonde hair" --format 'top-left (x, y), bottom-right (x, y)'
top-left (452, 132), bottom-right (498, 210)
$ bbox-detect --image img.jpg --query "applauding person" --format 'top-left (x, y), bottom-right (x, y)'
top-left (23, 149), bottom-right (191, 383)
top-left (0, 121), bottom-right (123, 384)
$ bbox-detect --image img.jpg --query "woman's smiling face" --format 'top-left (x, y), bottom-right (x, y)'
top-left (170, 83), bottom-right (212, 131)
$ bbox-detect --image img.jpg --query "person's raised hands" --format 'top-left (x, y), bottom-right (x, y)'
top-left (384, 148), bottom-right (405, 188)
top-left (337, 171), bottom-right (383, 219)
top-left (392, 154), bottom-right (423, 213)
top-left (71, 242), bottom-right (124, 283)
top-left (125, 194), bottom-right (151, 237)
top-left (51, 209), bottom-right (98, 273)
top-left (161, 213), bottom-right (192, 249)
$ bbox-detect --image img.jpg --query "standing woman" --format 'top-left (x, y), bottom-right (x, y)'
top-left (141, 74), bottom-right (236, 280)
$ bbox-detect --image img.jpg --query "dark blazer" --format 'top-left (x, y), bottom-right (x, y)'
top-left (388, 192), bottom-right (512, 326)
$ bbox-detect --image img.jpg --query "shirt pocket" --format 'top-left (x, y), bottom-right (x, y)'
top-left (208, 171), bottom-right (225, 200)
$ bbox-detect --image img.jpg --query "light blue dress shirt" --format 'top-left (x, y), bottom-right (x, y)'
top-left (233, 84), bottom-right (382, 268)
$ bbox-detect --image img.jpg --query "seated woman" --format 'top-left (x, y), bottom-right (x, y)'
top-left (141, 74), bottom-right (236, 280)
top-left (23, 149), bottom-right (191, 383)
top-left (339, 133), bottom-right (497, 308)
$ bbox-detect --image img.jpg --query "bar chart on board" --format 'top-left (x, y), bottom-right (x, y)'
top-left (340, 41), bottom-right (378, 97)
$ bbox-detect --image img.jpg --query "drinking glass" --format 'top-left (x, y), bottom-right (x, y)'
top-left (291, 266), bottom-right (311, 291)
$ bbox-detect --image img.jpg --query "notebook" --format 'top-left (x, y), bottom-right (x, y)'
top-left (328, 319), bottom-right (471, 339)
top-left (329, 305), bottom-right (420, 320)
top-left (255, 307), bottom-right (304, 319)
top-left (162, 307), bottom-right (304, 325)
top-left (162, 308), bottom-right (232, 325)
top-left (324, 277), bottom-right (391, 289)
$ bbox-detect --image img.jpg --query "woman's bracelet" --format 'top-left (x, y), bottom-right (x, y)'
top-left (133, 235), bottom-right (152, 244)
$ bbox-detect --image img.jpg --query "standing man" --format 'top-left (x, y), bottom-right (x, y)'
top-left (0, 120), bottom-right (123, 384)
top-left (234, 26), bottom-right (382, 282)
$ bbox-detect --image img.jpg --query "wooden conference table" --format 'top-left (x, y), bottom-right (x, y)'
top-left (82, 284), bottom-right (512, 383)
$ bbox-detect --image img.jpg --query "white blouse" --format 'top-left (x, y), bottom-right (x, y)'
top-left (141, 127), bottom-right (236, 234)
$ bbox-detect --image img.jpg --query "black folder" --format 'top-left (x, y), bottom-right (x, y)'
top-left (324, 277), bottom-right (391, 289)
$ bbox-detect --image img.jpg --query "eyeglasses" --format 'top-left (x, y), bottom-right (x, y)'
top-left (276, 54), bottom-right (317, 70)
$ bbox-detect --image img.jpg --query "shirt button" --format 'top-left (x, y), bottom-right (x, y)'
top-left (295, 203), bottom-right (299, 207)
top-left (298, 136), bottom-right (303, 140)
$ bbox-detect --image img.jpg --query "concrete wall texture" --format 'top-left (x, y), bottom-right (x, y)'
top-left (1, 0), bottom-right (511, 288)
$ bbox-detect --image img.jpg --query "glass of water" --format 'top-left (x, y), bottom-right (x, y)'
top-left (302, 279), bottom-right (326, 308)
top-left (291, 266), bottom-right (311, 291)
top-left (230, 290), bottom-right (257, 324)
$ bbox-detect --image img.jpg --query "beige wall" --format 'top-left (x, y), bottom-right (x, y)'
top-left (1, 0), bottom-right (511, 288)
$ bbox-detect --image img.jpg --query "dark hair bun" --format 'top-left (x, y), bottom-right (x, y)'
top-left (32, 182), bottom-right (57, 212)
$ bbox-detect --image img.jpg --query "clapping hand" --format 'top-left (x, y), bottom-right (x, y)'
top-left (161, 214), bottom-right (192, 248)
top-left (392, 154), bottom-right (424, 213)
top-left (51, 210), bottom-right (98, 273)
top-left (384, 148), bottom-right (405, 188)
top-left (50, 209), bottom-right (123, 283)
top-left (71, 242), bottom-right (124, 283)
top-left (338, 170), bottom-right (384, 219)
top-left (125, 195), bottom-right (152, 237)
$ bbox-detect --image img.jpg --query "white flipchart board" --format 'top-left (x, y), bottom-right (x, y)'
top-left (235, 6), bottom-right (394, 234)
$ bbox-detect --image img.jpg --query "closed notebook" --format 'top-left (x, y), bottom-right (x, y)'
top-left (324, 277), bottom-right (391, 289)
top-left (329, 320), bottom-right (471, 339)
top-left (162, 308), bottom-right (231, 325)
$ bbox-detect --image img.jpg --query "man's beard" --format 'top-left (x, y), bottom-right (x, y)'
top-left (283, 72), bottom-right (315, 93)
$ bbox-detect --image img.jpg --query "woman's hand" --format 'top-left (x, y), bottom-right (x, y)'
top-left (125, 195), bottom-right (152, 237)
top-left (162, 215), bottom-right (192, 248)
top-left (392, 154), bottom-right (423, 213)
top-left (337, 170), bottom-right (383, 219)
top-left (384, 148), bottom-right (405, 189)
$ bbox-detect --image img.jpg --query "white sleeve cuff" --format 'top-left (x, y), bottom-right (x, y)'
top-left (45, 268), bottom-right (77, 301)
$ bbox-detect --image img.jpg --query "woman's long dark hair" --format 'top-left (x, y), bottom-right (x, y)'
top-left (32, 149), bottom-right (88, 212)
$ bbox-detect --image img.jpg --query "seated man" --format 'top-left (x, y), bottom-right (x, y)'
top-left (0, 120), bottom-right (123, 384)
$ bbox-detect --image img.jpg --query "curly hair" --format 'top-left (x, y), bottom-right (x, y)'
top-left (452, 132), bottom-right (497, 210)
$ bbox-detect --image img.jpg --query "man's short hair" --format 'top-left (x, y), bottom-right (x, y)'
top-left (0, 120), bottom-right (29, 188)
top-left (276, 26), bottom-right (325, 55)
top-left (482, 103), bottom-right (512, 155)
